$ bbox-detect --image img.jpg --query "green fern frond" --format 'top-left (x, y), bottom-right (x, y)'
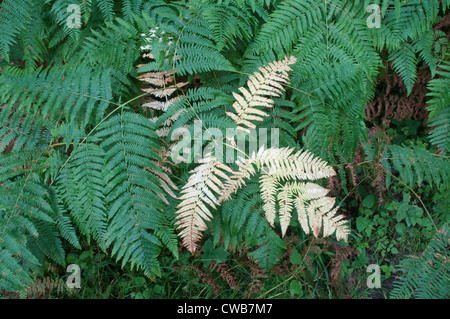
top-left (0, 106), bottom-right (53, 154)
top-left (0, 0), bottom-right (36, 62)
top-left (386, 145), bottom-right (450, 190)
top-left (426, 60), bottom-right (450, 153)
top-left (50, 0), bottom-right (82, 39)
top-left (0, 172), bottom-right (64, 292)
top-left (218, 182), bottom-right (288, 269)
top-left (202, 2), bottom-right (257, 51)
top-left (57, 143), bottom-right (107, 246)
top-left (0, 66), bottom-right (113, 125)
top-left (146, 15), bottom-right (235, 76)
top-left (96, 111), bottom-right (172, 276)
top-left (96, 0), bottom-right (115, 21)
top-left (413, 31), bottom-right (438, 76)
top-left (390, 226), bottom-right (450, 299)
top-left (389, 44), bottom-right (418, 95)
top-left (248, 0), bottom-right (325, 57)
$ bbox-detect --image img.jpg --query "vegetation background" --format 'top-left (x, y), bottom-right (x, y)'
top-left (0, 0), bottom-right (449, 299)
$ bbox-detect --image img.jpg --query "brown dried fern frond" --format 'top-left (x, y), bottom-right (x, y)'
top-left (139, 71), bottom-right (174, 87)
top-left (143, 98), bottom-right (179, 112)
top-left (26, 277), bottom-right (66, 299)
top-left (136, 55), bottom-right (186, 201)
top-left (137, 61), bottom-right (187, 135)
top-left (226, 55), bottom-right (297, 133)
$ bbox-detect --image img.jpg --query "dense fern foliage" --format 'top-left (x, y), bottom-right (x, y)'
top-left (390, 225), bottom-right (449, 299)
top-left (0, 0), bottom-right (449, 298)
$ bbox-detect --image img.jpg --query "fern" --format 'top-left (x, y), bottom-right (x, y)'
top-left (248, 0), bottom-right (325, 57)
top-left (96, 111), bottom-right (175, 275)
top-left (0, 174), bottom-right (62, 292)
top-left (97, 0), bottom-right (115, 21)
top-left (0, 66), bottom-right (113, 125)
top-left (0, 0), bottom-right (36, 62)
top-left (226, 55), bottom-right (297, 133)
top-left (389, 44), bottom-right (418, 95)
top-left (0, 4), bottom-right (184, 291)
top-left (371, 0), bottom-right (444, 94)
top-left (390, 226), bottom-right (450, 299)
top-left (0, 106), bottom-right (52, 154)
top-left (175, 155), bottom-right (234, 254)
top-left (56, 143), bottom-right (107, 245)
top-left (219, 146), bottom-right (349, 240)
top-left (175, 57), bottom-right (349, 254)
top-left (202, 1), bottom-right (258, 51)
top-left (50, 0), bottom-right (83, 40)
top-left (385, 145), bottom-right (449, 190)
top-left (216, 183), bottom-right (288, 269)
top-left (426, 60), bottom-right (450, 153)
top-left (144, 12), bottom-right (236, 76)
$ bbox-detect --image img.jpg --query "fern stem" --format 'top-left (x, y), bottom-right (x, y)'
top-left (48, 142), bottom-right (73, 148)
top-left (336, 176), bottom-right (370, 208)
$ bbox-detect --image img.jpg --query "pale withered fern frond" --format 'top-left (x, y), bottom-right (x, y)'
top-left (226, 55), bottom-right (297, 133)
top-left (176, 57), bottom-right (349, 254)
top-left (175, 155), bottom-right (234, 253)
top-left (219, 147), bottom-right (335, 203)
top-left (218, 147), bottom-right (349, 241)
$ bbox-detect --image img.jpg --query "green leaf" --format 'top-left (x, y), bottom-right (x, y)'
top-left (390, 247), bottom-right (399, 254)
top-left (289, 279), bottom-right (303, 297)
top-left (396, 203), bottom-right (408, 221)
top-left (356, 217), bottom-right (370, 232)
top-left (212, 247), bottom-right (230, 264)
top-left (418, 218), bottom-right (433, 228)
top-left (290, 248), bottom-right (303, 265)
top-left (362, 194), bottom-right (375, 209)
top-left (395, 223), bottom-right (407, 236)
